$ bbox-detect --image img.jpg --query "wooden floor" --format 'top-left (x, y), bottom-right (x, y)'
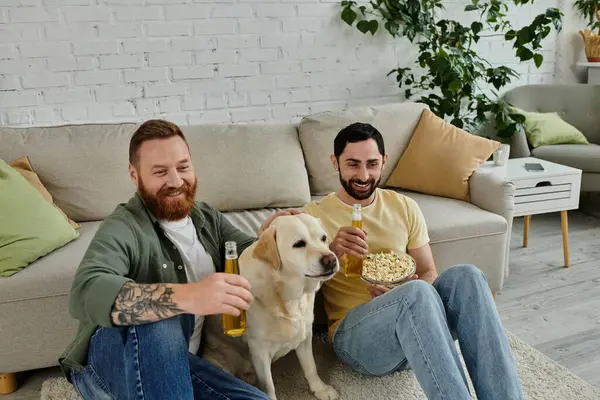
top-left (3, 210), bottom-right (600, 399)
top-left (497, 209), bottom-right (600, 388)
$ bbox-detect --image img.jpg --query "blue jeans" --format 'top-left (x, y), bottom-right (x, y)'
top-left (332, 264), bottom-right (523, 400)
top-left (70, 316), bottom-right (270, 400)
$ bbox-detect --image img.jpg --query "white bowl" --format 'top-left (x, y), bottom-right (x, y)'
top-left (360, 252), bottom-right (416, 289)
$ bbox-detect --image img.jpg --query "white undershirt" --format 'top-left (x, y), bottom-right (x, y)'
top-left (159, 216), bottom-right (215, 355)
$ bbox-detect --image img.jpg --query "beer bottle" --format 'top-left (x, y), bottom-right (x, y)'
top-left (344, 204), bottom-right (364, 278)
top-left (223, 241), bottom-right (247, 337)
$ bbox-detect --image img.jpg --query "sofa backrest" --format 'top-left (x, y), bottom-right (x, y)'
top-left (0, 123), bottom-right (138, 222)
top-left (298, 102), bottom-right (428, 195)
top-left (503, 84), bottom-right (600, 145)
top-left (0, 102), bottom-right (427, 221)
top-left (180, 123), bottom-right (310, 213)
top-left (0, 122), bottom-right (310, 222)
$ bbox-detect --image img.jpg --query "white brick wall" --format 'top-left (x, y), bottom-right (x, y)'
top-left (0, 1), bottom-right (562, 126)
top-left (555, 0), bottom-right (589, 83)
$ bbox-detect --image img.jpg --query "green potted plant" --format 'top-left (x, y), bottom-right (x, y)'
top-left (574, 0), bottom-right (600, 61)
top-left (339, 0), bottom-right (563, 142)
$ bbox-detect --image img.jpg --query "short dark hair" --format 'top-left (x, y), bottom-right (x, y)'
top-left (333, 122), bottom-right (385, 159)
top-left (129, 119), bottom-right (189, 167)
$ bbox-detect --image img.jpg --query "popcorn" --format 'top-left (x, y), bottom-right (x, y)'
top-left (362, 251), bottom-right (415, 283)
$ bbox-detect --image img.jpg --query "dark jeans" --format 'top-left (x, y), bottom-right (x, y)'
top-left (71, 316), bottom-right (269, 400)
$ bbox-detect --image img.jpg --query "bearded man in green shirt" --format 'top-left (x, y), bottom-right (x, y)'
top-left (60, 119), bottom-right (291, 400)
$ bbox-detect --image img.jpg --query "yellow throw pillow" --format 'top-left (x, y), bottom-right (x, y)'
top-left (9, 156), bottom-right (80, 230)
top-left (386, 109), bottom-right (500, 202)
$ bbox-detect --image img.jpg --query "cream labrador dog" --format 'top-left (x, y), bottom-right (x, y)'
top-left (203, 213), bottom-right (339, 400)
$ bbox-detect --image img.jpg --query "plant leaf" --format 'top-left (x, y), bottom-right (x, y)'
top-left (449, 79), bottom-right (462, 92)
top-left (341, 7), bottom-right (357, 26)
top-left (516, 27), bottom-right (532, 45)
top-left (384, 21), bottom-right (399, 36)
top-left (509, 113), bottom-right (526, 123)
top-left (516, 46), bottom-right (534, 61)
top-left (505, 29), bottom-right (517, 40)
top-left (357, 20), bottom-right (370, 34)
top-left (533, 53), bottom-right (543, 68)
top-left (367, 19), bottom-right (379, 35)
top-left (471, 21), bottom-right (483, 35)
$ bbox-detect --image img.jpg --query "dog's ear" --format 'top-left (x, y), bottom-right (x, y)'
top-left (253, 226), bottom-right (281, 270)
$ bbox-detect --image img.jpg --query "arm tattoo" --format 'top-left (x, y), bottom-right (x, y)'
top-left (111, 282), bottom-right (184, 326)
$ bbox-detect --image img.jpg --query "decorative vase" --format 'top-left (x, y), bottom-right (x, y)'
top-left (580, 29), bottom-right (600, 62)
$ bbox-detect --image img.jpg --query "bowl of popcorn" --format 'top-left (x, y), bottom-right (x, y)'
top-left (361, 250), bottom-right (416, 288)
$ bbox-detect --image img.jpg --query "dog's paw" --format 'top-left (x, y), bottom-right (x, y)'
top-left (312, 385), bottom-right (338, 400)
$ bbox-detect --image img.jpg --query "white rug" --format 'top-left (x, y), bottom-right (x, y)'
top-left (41, 331), bottom-right (600, 400)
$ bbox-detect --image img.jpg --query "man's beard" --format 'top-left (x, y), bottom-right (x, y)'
top-left (138, 177), bottom-right (197, 221)
top-left (339, 170), bottom-right (380, 201)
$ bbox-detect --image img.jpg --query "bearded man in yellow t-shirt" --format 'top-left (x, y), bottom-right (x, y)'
top-left (302, 122), bottom-right (523, 400)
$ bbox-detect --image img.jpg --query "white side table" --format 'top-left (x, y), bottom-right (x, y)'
top-left (480, 157), bottom-right (582, 267)
top-left (576, 62), bottom-right (600, 84)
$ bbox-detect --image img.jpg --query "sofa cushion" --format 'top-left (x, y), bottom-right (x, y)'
top-left (531, 144), bottom-right (600, 173)
top-left (0, 158), bottom-right (80, 277)
top-left (503, 84), bottom-right (600, 145)
top-left (0, 222), bottom-right (100, 304)
top-left (510, 106), bottom-right (589, 148)
top-left (385, 109), bottom-right (500, 202)
top-left (181, 124), bottom-right (310, 212)
top-left (398, 190), bottom-right (507, 243)
top-left (9, 156), bottom-right (80, 230)
top-left (0, 124), bottom-right (139, 222)
top-left (223, 208), bottom-right (283, 238)
top-left (298, 102), bottom-right (428, 195)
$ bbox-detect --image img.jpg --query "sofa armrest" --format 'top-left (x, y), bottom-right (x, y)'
top-left (469, 168), bottom-right (515, 281)
top-left (469, 168), bottom-right (515, 218)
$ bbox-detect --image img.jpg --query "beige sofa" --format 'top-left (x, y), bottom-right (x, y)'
top-left (0, 102), bottom-right (515, 382)
top-left (499, 84), bottom-right (600, 193)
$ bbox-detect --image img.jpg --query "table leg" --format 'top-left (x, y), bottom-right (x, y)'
top-left (561, 210), bottom-right (570, 268)
top-left (523, 215), bottom-right (531, 248)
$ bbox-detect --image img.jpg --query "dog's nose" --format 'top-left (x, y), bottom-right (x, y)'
top-left (320, 254), bottom-right (337, 270)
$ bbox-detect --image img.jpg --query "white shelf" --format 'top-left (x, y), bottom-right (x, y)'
top-left (576, 62), bottom-right (600, 83)
top-left (577, 62), bottom-right (600, 68)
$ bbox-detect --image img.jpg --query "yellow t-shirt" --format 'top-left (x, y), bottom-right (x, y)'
top-left (303, 188), bottom-right (430, 340)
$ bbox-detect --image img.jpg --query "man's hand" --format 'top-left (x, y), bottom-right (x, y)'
top-left (330, 226), bottom-right (368, 260)
top-left (176, 273), bottom-right (254, 317)
top-left (366, 274), bottom-right (419, 298)
top-left (366, 284), bottom-right (390, 298)
top-left (257, 209), bottom-right (304, 236)
top-left (110, 273), bottom-right (253, 326)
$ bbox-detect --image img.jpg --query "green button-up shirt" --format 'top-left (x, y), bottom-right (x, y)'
top-left (59, 193), bottom-right (256, 380)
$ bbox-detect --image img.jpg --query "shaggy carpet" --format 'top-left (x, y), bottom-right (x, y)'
top-left (41, 331), bottom-right (600, 400)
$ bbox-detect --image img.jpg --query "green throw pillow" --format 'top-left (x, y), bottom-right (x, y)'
top-left (0, 158), bottom-right (79, 277)
top-left (509, 106), bottom-right (589, 148)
